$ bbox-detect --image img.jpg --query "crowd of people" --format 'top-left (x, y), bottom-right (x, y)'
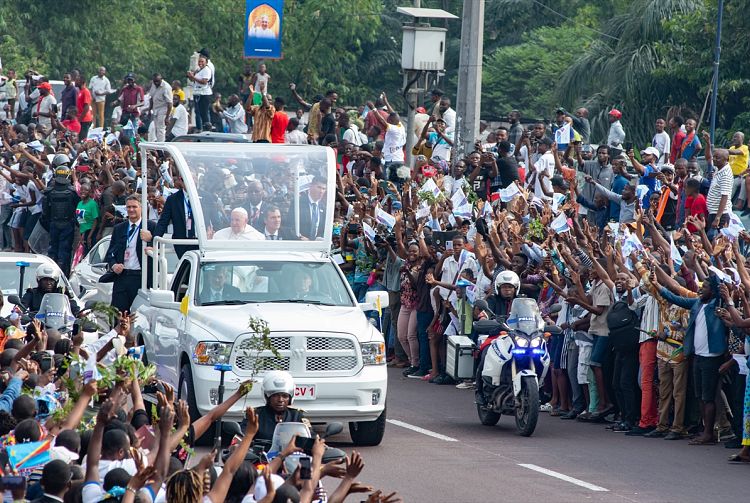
top-left (0, 50), bottom-right (749, 503)
top-left (330, 104), bottom-right (750, 463)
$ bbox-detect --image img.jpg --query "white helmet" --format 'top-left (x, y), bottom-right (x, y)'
top-left (35, 264), bottom-right (61, 285)
top-left (261, 370), bottom-right (295, 403)
top-left (494, 270), bottom-right (520, 296)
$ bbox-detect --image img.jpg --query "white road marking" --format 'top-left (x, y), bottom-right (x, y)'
top-left (386, 419), bottom-right (458, 442)
top-left (518, 463), bottom-right (609, 492)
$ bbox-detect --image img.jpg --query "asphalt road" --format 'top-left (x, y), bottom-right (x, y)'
top-left (318, 368), bottom-right (749, 503)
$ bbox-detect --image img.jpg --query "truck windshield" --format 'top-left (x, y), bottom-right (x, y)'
top-left (197, 261), bottom-right (353, 307)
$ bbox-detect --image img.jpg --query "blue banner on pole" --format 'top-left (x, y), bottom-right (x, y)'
top-left (244, 0), bottom-right (284, 59)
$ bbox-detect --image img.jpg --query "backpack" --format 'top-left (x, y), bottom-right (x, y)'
top-left (606, 300), bottom-right (640, 351)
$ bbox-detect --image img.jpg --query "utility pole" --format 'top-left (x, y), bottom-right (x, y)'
top-left (709, 0), bottom-right (724, 141)
top-left (455, 0), bottom-right (484, 157)
top-left (403, 0), bottom-right (421, 167)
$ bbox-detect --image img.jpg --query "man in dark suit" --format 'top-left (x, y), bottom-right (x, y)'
top-left (297, 176), bottom-right (327, 240)
top-left (262, 205), bottom-right (297, 240)
top-left (245, 179), bottom-right (266, 231)
top-left (199, 266), bottom-right (242, 304)
top-left (151, 172), bottom-right (199, 258)
top-left (29, 460), bottom-right (71, 503)
top-left (105, 195), bottom-right (156, 312)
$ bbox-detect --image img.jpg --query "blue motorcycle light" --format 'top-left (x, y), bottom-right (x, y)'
top-left (511, 348), bottom-right (527, 355)
top-left (16, 261), bottom-right (30, 267)
top-left (532, 349), bottom-right (546, 355)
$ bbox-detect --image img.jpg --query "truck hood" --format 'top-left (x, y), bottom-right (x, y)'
top-left (188, 303), bottom-right (375, 341)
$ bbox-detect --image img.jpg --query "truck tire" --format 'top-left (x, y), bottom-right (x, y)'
top-left (179, 363), bottom-right (212, 445)
top-left (349, 406), bottom-right (386, 446)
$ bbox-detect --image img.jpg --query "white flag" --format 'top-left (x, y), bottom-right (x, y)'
top-left (550, 212), bottom-right (570, 234)
top-left (362, 221), bottom-right (376, 243)
top-left (375, 206), bottom-right (396, 230)
top-left (421, 178), bottom-right (441, 198)
top-left (451, 187), bottom-right (468, 209)
top-left (498, 183), bottom-right (521, 202)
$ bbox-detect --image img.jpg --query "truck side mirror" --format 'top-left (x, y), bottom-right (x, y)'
top-left (150, 289), bottom-right (176, 308)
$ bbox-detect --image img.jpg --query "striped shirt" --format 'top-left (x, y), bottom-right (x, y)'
top-left (706, 164), bottom-right (733, 214)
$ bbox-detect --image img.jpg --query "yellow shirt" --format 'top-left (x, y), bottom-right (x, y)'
top-left (307, 102), bottom-right (321, 138)
top-left (729, 144), bottom-right (748, 176)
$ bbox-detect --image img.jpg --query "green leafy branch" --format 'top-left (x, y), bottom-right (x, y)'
top-left (417, 190), bottom-right (444, 206)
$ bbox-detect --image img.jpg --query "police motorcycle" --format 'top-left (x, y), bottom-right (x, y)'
top-left (7, 263), bottom-right (99, 346)
top-left (474, 297), bottom-right (560, 436)
top-left (215, 369), bottom-right (346, 470)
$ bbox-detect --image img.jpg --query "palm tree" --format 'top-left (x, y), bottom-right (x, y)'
top-left (556, 0), bottom-right (704, 146)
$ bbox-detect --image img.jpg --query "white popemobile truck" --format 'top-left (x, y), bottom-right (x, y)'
top-left (131, 142), bottom-right (388, 445)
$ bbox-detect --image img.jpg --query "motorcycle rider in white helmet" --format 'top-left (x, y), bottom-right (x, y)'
top-left (475, 270), bottom-right (520, 406)
top-left (21, 263), bottom-right (80, 316)
top-left (246, 370), bottom-right (310, 441)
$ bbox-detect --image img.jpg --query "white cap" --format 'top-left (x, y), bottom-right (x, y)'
top-left (641, 146), bottom-right (660, 157)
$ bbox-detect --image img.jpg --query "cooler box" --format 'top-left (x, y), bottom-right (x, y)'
top-left (446, 335), bottom-right (475, 380)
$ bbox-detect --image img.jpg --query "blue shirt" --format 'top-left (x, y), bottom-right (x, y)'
top-left (639, 164), bottom-right (658, 209)
top-left (609, 174), bottom-right (629, 221)
top-left (0, 377), bottom-right (22, 413)
top-left (680, 133), bottom-right (701, 160)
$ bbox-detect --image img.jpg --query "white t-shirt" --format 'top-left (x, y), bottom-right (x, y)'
top-left (439, 253), bottom-right (480, 299)
top-left (111, 105), bottom-right (122, 124)
top-left (170, 104), bottom-right (189, 137)
top-left (383, 123), bottom-right (406, 163)
top-left (254, 72), bottom-right (270, 92)
top-left (693, 304), bottom-right (721, 357)
top-left (12, 183), bottom-right (28, 216)
top-left (285, 129), bottom-right (308, 144)
top-left (192, 66), bottom-right (213, 96)
top-left (343, 125), bottom-right (365, 146)
top-left (652, 131), bottom-right (671, 165)
top-left (533, 151), bottom-right (555, 201)
top-left (35, 94), bottom-right (57, 128)
top-left (27, 181), bottom-right (42, 215)
top-left (442, 107), bottom-right (456, 131)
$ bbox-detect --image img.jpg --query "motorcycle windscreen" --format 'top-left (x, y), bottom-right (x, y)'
top-left (36, 293), bottom-right (74, 331)
top-left (505, 298), bottom-right (545, 334)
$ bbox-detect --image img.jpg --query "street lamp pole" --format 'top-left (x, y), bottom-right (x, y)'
top-left (709, 0), bottom-right (724, 142)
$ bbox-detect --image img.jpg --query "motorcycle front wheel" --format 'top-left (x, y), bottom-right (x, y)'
top-left (515, 376), bottom-right (539, 437)
top-left (477, 403), bottom-right (500, 426)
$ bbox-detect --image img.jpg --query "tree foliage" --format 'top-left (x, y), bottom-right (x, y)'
top-left (482, 25), bottom-right (582, 120)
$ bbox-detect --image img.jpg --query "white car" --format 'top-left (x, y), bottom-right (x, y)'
top-left (0, 252), bottom-right (82, 316)
top-left (131, 142), bottom-right (388, 446)
top-left (70, 234), bottom-right (179, 303)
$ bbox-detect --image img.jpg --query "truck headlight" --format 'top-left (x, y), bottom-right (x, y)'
top-left (193, 341), bottom-right (233, 365)
top-left (361, 342), bottom-right (386, 365)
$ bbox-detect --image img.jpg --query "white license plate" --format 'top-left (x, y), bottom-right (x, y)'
top-left (294, 385), bottom-right (316, 400)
